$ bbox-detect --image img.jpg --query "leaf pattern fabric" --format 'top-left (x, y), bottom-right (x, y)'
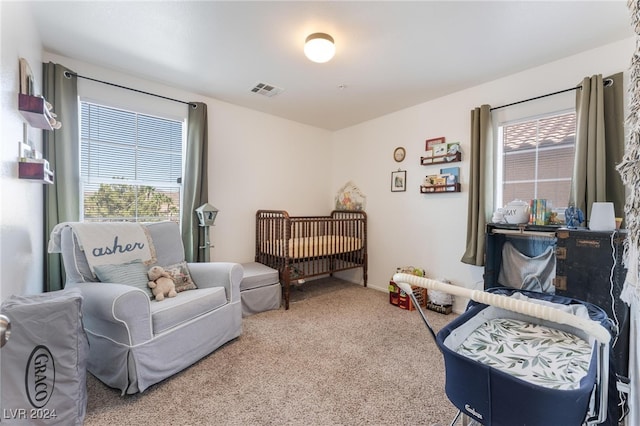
top-left (456, 318), bottom-right (591, 390)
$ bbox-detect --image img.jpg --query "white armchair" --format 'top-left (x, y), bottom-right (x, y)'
top-left (51, 221), bottom-right (242, 394)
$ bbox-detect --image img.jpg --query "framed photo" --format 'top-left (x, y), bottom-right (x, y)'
top-left (425, 137), bottom-right (445, 151)
top-left (391, 170), bottom-right (406, 192)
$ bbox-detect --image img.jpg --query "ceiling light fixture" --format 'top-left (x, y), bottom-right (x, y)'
top-left (304, 33), bottom-right (335, 63)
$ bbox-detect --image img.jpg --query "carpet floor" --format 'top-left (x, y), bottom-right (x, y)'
top-left (84, 279), bottom-right (460, 425)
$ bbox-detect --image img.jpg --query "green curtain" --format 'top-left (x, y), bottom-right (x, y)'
top-left (461, 104), bottom-right (493, 266)
top-left (181, 102), bottom-right (209, 262)
top-left (570, 73), bottom-right (625, 221)
top-left (42, 62), bottom-right (80, 291)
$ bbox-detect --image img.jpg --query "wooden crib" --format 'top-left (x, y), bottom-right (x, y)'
top-left (255, 210), bottom-right (368, 309)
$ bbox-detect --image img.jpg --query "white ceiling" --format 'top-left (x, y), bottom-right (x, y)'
top-left (26, 1), bottom-right (633, 131)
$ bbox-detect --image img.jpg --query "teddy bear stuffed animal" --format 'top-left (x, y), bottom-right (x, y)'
top-left (147, 266), bottom-right (177, 301)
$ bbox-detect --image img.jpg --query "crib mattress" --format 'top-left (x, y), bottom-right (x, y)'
top-left (455, 317), bottom-right (591, 390)
top-left (262, 236), bottom-right (363, 259)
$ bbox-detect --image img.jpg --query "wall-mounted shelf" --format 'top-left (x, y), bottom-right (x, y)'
top-left (420, 183), bottom-right (460, 193)
top-left (18, 161), bottom-right (54, 184)
top-left (18, 94), bottom-right (54, 130)
top-left (420, 151), bottom-right (461, 166)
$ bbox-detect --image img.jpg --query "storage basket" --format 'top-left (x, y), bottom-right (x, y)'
top-left (389, 281), bottom-right (426, 311)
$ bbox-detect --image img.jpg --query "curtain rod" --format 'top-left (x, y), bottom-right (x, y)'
top-left (490, 78), bottom-right (613, 112)
top-left (63, 71), bottom-right (197, 108)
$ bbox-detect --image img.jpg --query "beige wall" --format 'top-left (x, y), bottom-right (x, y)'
top-left (332, 37), bottom-right (634, 312)
top-left (41, 52), bottom-right (334, 265)
top-left (0, 2), bottom-right (46, 299)
top-left (0, 0), bottom-right (635, 314)
top-left (1, 1), bottom-right (331, 302)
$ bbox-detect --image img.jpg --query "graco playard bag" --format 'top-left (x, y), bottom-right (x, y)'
top-left (0, 288), bottom-right (88, 425)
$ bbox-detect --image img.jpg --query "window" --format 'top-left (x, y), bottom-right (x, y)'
top-left (80, 102), bottom-right (184, 222)
top-left (497, 111), bottom-right (576, 213)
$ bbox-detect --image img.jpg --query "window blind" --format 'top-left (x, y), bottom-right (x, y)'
top-left (80, 102), bottom-right (183, 222)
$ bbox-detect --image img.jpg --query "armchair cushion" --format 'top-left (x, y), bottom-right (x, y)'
top-left (94, 260), bottom-right (153, 298)
top-left (150, 287), bottom-right (227, 334)
top-left (163, 261), bottom-right (197, 292)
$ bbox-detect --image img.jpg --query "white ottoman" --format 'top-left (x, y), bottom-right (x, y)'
top-left (240, 262), bottom-right (282, 317)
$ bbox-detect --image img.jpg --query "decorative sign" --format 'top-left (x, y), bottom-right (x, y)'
top-left (335, 181), bottom-right (366, 211)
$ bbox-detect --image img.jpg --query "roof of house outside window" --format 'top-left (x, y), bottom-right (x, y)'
top-left (504, 113), bottom-right (576, 152)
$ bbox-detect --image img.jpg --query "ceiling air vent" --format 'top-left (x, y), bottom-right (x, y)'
top-left (250, 82), bottom-right (284, 98)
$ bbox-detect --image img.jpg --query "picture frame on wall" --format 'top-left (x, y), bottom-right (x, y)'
top-left (391, 170), bottom-right (406, 192)
top-left (425, 137), bottom-right (445, 151)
